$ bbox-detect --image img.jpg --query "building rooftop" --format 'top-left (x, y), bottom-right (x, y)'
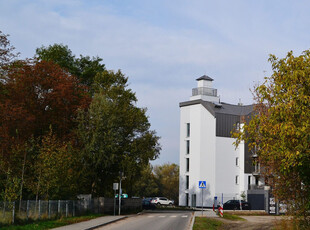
top-left (196, 75), bottom-right (214, 81)
top-left (179, 99), bottom-right (253, 117)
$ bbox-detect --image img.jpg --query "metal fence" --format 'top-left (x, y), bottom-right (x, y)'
top-left (0, 198), bottom-right (142, 225)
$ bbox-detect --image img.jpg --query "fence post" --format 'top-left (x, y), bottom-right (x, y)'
top-left (72, 201), bottom-right (75, 217)
top-left (12, 201), bottom-right (15, 224)
top-left (26, 200), bottom-right (29, 220)
top-left (38, 200), bottom-right (41, 219)
top-left (66, 201), bottom-right (68, 218)
top-left (58, 200), bottom-right (60, 216)
top-left (2, 201), bottom-right (5, 218)
top-left (48, 200), bottom-right (51, 219)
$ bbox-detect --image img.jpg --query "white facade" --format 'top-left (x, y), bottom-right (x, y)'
top-left (179, 76), bottom-right (255, 207)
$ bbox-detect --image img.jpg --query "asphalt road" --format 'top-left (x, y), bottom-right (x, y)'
top-left (96, 211), bottom-right (193, 230)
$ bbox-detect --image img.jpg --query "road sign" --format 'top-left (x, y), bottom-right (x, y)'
top-left (113, 183), bottom-right (119, 190)
top-left (199, 181), bottom-right (206, 188)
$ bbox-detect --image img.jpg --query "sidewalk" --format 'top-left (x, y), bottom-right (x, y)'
top-left (51, 215), bottom-right (126, 230)
top-left (194, 208), bottom-right (219, 218)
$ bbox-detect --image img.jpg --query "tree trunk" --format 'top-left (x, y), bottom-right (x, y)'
top-left (19, 151), bottom-right (27, 212)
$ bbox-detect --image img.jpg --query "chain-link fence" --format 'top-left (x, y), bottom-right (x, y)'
top-left (0, 198), bottom-right (142, 225)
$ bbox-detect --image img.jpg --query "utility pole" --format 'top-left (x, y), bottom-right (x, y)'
top-left (118, 171), bottom-right (123, 215)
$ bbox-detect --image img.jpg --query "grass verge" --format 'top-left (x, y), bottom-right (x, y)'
top-left (222, 213), bottom-right (245, 221)
top-left (224, 211), bottom-right (268, 216)
top-left (193, 217), bottom-right (223, 230)
top-left (0, 214), bottom-right (104, 230)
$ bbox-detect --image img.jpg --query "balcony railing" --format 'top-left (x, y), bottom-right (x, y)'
top-left (248, 184), bottom-right (264, 190)
top-left (192, 87), bottom-right (217, 97)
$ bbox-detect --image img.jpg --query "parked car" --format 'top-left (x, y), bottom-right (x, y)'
top-left (142, 198), bottom-right (156, 209)
top-left (223, 200), bottom-right (251, 210)
top-left (151, 197), bottom-right (174, 206)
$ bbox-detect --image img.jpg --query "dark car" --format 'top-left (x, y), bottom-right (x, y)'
top-left (142, 197), bottom-right (156, 210)
top-left (223, 200), bottom-right (251, 210)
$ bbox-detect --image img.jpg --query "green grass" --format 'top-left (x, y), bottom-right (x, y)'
top-left (193, 217), bottom-right (223, 230)
top-left (222, 213), bottom-right (245, 221)
top-left (0, 214), bottom-right (104, 230)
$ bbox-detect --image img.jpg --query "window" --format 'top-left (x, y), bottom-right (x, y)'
top-left (236, 157), bottom-right (239, 166)
top-left (235, 175), bottom-right (239, 185)
top-left (186, 193), bottom-right (189, 206)
top-left (186, 123), bottom-right (190, 137)
top-left (186, 175), bottom-right (189, 189)
top-left (236, 122), bottom-right (240, 130)
top-left (186, 140), bottom-right (190, 154)
top-left (186, 158), bottom-right (189, 172)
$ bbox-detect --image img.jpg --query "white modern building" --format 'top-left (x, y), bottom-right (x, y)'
top-left (179, 75), bottom-right (263, 207)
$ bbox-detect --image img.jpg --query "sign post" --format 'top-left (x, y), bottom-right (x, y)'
top-left (199, 181), bottom-right (206, 216)
top-left (118, 172), bottom-right (123, 215)
top-left (113, 183), bottom-right (118, 216)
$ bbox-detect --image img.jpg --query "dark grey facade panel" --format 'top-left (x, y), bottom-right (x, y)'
top-left (215, 113), bottom-right (240, 137)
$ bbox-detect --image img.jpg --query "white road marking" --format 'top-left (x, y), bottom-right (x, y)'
top-left (147, 216), bottom-right (154, 218)
top-left (181, 215), bottom-right (188, 218)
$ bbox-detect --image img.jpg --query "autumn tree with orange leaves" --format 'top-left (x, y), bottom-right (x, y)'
top-left (234, 51), bottom-right (310, 227)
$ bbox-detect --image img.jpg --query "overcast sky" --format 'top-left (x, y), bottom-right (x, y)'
top-left (1, 0), bottom-right (310, 165)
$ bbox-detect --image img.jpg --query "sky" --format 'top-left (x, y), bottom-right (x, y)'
top-left (1, 0), bottom-right (310, 165)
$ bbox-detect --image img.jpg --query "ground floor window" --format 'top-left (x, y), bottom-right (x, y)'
top-left (186, 193), bottom-right (189, 206)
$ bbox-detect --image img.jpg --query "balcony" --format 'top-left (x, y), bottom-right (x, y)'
top-left (192, 87), bottom-right (217, 97)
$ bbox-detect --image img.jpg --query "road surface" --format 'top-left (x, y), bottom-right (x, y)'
top-left (95, 211), bottom-right (193, 230)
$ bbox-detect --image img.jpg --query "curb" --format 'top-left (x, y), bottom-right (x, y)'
top-left (85, 216), bottom-right (127, 230)
top-left (188, 212), bottom-right (195, 230)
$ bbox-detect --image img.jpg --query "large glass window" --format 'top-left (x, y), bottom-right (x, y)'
top-left (186, 140), bottom-right (190, 154)
top-left (186, 123), bottom-right (190, 137)
top-left (186, 158), bottom-right (189, 172)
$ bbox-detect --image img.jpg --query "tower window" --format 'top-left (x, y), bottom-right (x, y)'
top-left (236, 157), bottom-right (239, 166)
top-left (186, 175), bottom-right (189, 189)
top-left (186, 158), bottom-right (189, 172)
top-left (186, 123), bottom-right (190, 137)
top-left (186, 140), bottom-right (190, 154)
top-left (235, 175), bottom-right (239, 185)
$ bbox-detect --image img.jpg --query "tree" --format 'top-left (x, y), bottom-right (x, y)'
top-left (131, 164), bottom-right (159, 197)
top-left (29, 129), bottom-right (80, 200)
top-left (77, 70), bottom-right (161, 196)
top-left (234, 50), bottom-right (310, 226)
top-left (0, 59), bottom-right (89, 202)
top-left (0, 30), bottom-right (19, 75)
top-left (35, 44), bottom-right (105, 88)
top-left (153, 163), bottom-right (179, 204)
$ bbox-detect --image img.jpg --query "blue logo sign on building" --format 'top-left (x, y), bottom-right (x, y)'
top-left (199, 181), bottom-right (206, 188)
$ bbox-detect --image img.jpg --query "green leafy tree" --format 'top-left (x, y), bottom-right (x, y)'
top-left (234, 50), bottom-right (310, 226)
top-left (36, 44), bottom-right (105, 88)
top-left (30, 129), bottom-right (80, 200)
top-left (131, 164), bottom-right (159, 197)
top-left (77, 70), bottom-right (161, 197)
top-left (154, 163), bottom-right (179, 204)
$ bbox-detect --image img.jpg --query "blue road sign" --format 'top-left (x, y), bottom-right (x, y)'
top-left (199, 181), bottom-right (206, 188)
